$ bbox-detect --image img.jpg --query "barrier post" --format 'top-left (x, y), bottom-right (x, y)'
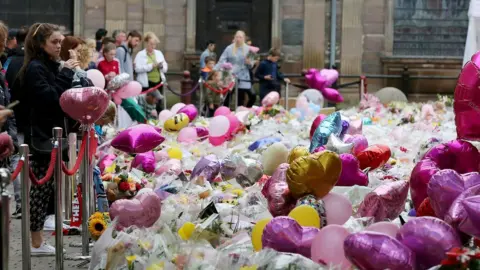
top-left (234, 78), bottom-right (239, 110)
top-left (180, 70), bottom-right (193, 104)
top-left (53, 127), bottom-right (64, 270)
top-left (285, 83), bottom-right (290, 111)
top-left (0, 168), bottom-right (11, 270)
top-left (81, 131), bottom-right (90, 256)
top-left (20, 144), bottom-right (31, 270)
top-left (65, 133), bottom-right (77, 220)
top-left (162, 81), bottom-right (168, 111)
top-left (89, 135), bottom-right (96, 216)
top-left (198, 78), bottom-right (204, 114)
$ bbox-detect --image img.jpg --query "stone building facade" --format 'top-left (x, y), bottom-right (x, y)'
top-left (71, 0), bottom-right (469, 103)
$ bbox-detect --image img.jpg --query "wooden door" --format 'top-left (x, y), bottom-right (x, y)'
top-left (0, 0), bottom-right (73, 33)
top-left (196, 0), bottom-right (272, 56)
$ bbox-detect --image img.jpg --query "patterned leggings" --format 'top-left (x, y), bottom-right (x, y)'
top-left (29, 158), bottom-right (55, 232)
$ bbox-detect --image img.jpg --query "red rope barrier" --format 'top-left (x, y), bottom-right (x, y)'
top-left (141, 82), bottom-right (164, 95)
top-left (61, 134), bottom-right (87, 176)
top-left (29, 148), bottom-right (57, 185)
top-left (11, 158), bottom-right (24, 181)
top-left (203, 81), bottom-right (235, 94)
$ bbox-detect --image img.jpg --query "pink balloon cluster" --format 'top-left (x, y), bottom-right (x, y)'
top-left (207, 106), bottom-right (242, 146)
top-left (111, 81), bottom-right (143, 104)
top-left (305, 68), bottom-right (344, 103)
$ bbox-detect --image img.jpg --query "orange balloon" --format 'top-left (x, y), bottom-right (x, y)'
top-left (357, 144), bottom-right (391, 170)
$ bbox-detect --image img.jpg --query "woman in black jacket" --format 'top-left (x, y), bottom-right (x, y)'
top-left (17, 23), bottom-right (79, 256)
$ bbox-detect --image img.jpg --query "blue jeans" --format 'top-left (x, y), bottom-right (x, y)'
top-left (11, 154), bottom-right (21, 208)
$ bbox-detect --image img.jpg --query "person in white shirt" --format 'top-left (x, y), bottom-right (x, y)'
top-left (134, 32), bottom-right (168, 109)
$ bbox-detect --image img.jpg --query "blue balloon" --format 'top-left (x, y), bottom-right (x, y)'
top-left (309, 112), bottom-right (342, 152)
top-left (340, 120), bottom-right (350, 138)
top-left (248, 137), bottom-right (282, 151)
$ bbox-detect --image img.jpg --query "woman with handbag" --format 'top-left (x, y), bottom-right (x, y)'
top-left (16, 23), bottom-right (79, 256)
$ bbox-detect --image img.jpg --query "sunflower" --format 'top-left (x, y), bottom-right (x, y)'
top-left (89, 212), bottom-right (104, 221)
top-left (89, 218), bottom-right (107, 240)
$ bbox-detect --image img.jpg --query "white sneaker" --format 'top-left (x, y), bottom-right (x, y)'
top-left (43, 215), bottom-right (70, 231)
top-left (31, 242), bottom-right (55, 257)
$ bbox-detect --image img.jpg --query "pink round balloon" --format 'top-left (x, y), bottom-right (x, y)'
top-left (111, 124), bottom-right (165, 153)
top-left (262, 91), bottom-right (280, 107)
top-left (311, 225), bottom-right (352, 269)
top-left (344, 134), bottom-right (369, 156)
top-left (112, 81), bottom-right (142, 104)
top-left (225, 114), bottom-right (240, 135)
top-left (109, 191), bottom-right (161, 229)
top-left (154, 150), bottom-right (169, 162)
top-left (131, 151), bottom-right (156, 173)
top-left (158, 110), bottom-right (174, 122)
top-left (310, 114), bottom-right (327, 140)
top-left (60, 87), bottom-right (110, 125)
top-left (337, 154), bottom-right (368, 186)
top-left (86, 69), bottom-right (105, 89)
top-left (170, 103), bottom-right (186, 114)
top-left (177, 104), bottom-right (198, 121)
top-left (454, 57), bottom-right (480, 140)
top-left (155, 159), bottom-right (182, 176)
top-left (209, 135), bottom-right (226, 146)
top-left (410, 139), bottom-right (480, 210)
top-left (365, 222), bottom-right (399, 238)
top-left (177, 126), bottom-right (198, 143)
top-left (322, 192), bottom-right (352, 225)
top-left (214, 106), bottom-right (231, 117)
top-left (208, 115), bottom-right (230, 137)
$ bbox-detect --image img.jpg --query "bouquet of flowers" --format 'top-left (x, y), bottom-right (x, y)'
top-left (247, 46), bottom-right (260, 61)
top-left (438, 247), bottom-right (480, 270)
top-left (220, 62), bottom-right (235, 86)
top-left (88, 212), bottom-right (111, 241)
top-left (105, 172), bottom-right (145, 203)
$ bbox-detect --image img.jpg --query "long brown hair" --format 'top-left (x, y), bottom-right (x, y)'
top-left (0, 21), bottom-right (7, 55)
top-left (18, 23), bottom-right (60, 80)
top-left (60, 36), bottom-right (81, 61)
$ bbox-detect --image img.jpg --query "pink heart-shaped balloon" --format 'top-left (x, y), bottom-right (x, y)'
top-left (344, 134), bottom-right (368, 156)
top-left (357, 181), bottom-right (409, 222)
top-left (132, 151), bottom-right (156, 173)
top-left (445, 185), bottom-right (480, 237)
top-left (427, 169), bottom-right (480, 219)
top-left (410, 140), bottom-right (479, 210)
top-left (60, 87), bottom-right (110, 125)
top-left (454, 58), bottom-right (480, 140)
top-left (109, 191), bottom-right (161, 229)
top-left (344, 232), bottom-right (415, 270)
top-left (319, 69), bottom-right (339, 87)
top-left (261, 163), bottom-right (296, 216)
top-left (337, 154), bottom-right (368, 186)
top-left (262, 216), bottom-right (320, 258)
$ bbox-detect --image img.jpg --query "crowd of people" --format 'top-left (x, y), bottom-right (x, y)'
top-left (0, 20), bottom-right (292, 256)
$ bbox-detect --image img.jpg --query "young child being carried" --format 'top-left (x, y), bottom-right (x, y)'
top-left (201, 56), bottom-right (216, 81)
top-left (204, 70), bottom-right (226, 117)
top-left (255, 48), bottom-right (290, 102)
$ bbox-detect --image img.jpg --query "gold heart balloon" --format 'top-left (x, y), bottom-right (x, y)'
top-left (287, 146), bottom-right (310, 164)
top-left (286, 150), bottom-right (342, 199)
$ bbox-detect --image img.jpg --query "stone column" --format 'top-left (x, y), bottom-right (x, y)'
top-left (105, 0), bottom-right (128, 33)
top-left (271, 0), bottom-right (281, 48)
top-left (185, 0), bottom-right (196, 53)
top-left (303, 0), bottom-right (326, 69)
top-left (384, 0), bottom-right (394, 56)
top-left (143, 0), bottom-right (165, 51)
top-left (73, 0), bottom-right (84, 37)
top-left (127, 0), bottom-right (144, 32)
top-left (83, 0), bottom-right (106, 38)
top-left (340, 0), bottom-right (364, 77)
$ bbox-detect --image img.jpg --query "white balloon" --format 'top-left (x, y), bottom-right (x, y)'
top-left (171, 103), bottom-right (186, 114)
top-left (208, 115), bottom-right (230, 137)
top-left (300, 89), bottom-right (324, 108)
top-left (326, 134), bottom-right (353, 154)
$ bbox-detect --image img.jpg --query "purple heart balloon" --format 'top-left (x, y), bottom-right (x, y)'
top-left (427, 169), bottom-right (480, 219)
top-left (111, 124), bottom-right (165, 153)
top-left (344, 232), bottom-right (415, 270)
top-left (357, 181), bottom-right (409, 222)
top-left (445, 185), bottom-right (480, 237)
top-left (177, 104), bottom-right (198, 121)
top-left (262, 216), bottom-right (320, 258)
top-left (261, 163), bottom-right (296, 217)
top-left (190, 154), bottom-right (221, 182)
top-left (337, 154), bottom-right (368, 186)
top-left (131, 151), bottom-right (156, 173)
top-left (396, 217), bottom-right (461, 269)
top-left (195, 126), bottom-right (209, 141)
top-left (462, 195), bottom-right (480, 237)
top-left (344, 134), bottom-right (368, 156)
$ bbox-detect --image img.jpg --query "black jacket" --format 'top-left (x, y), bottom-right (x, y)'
top-left (0, 73), bottom-right (18, 151)
top-left (254, 59), bottom-right (285, 94)
top-left (22, 57), bottom-right (75, 156)
top-left (5, 45), bottom-right (25, 86)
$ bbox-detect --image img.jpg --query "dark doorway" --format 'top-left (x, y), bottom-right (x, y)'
top-left (196, 0), bottom-right (272, 57)
top-left (0, 0), bottom-right (73, 33)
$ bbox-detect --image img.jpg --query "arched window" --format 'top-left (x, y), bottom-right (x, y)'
top-left (393, 0), bottom-right (469, 56)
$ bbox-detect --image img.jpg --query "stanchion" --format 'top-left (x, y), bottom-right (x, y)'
top-left (163, 83), bottom-right (168, 110)
top-left (0, 168), bottom-right (12, 270)
top-left (285, 83), bottom-right (290, 111)
top-left (65, 133), bottom-right (76, 220)
top-left (198, 78), bottom-right (204, 113)
top-left (359, 75), bottom-right (367, 100)
top-left (81, 131), bottom-right (91, 256)
top-left (20, 144), bottom-right (31, 270)
top-left (54, 127), bottom-right (64, 270)
top-left (234, 78), bottom-right (239, 110)
top-left (89, 135), bottom-right (96, 216)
